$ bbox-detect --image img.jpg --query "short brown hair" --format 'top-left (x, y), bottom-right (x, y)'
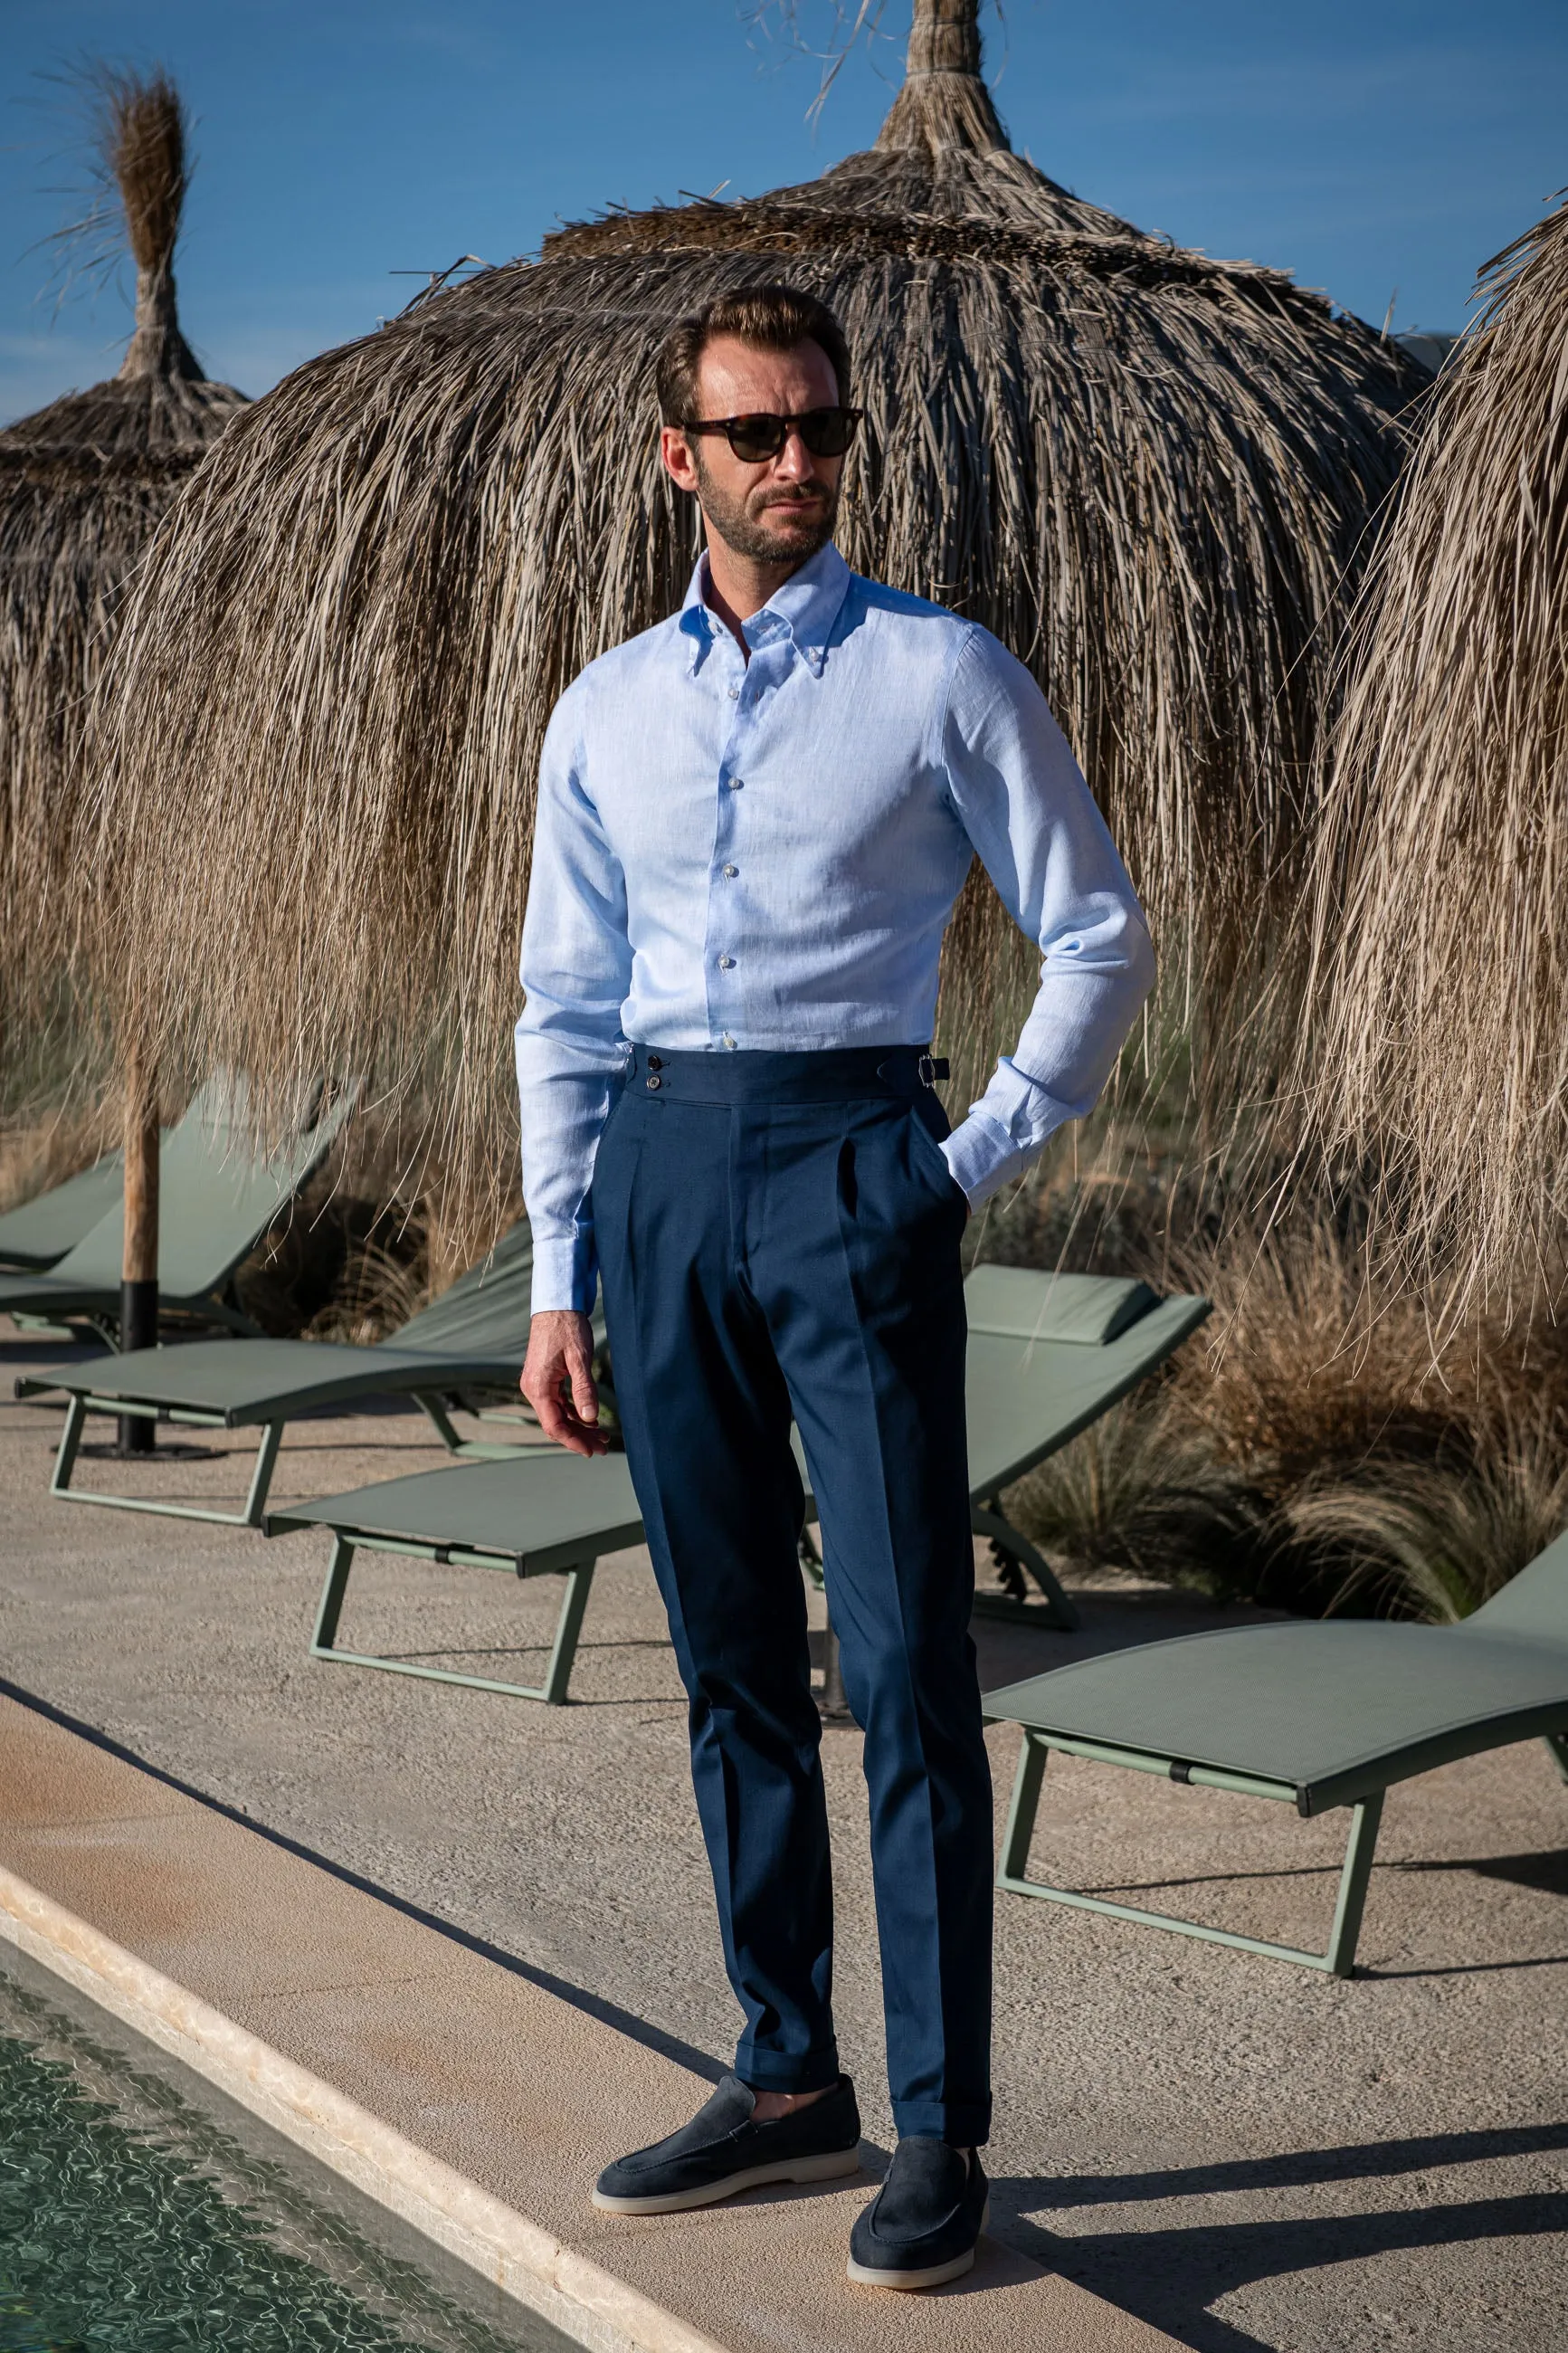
top-left (656, 284), bottom-right (851, 425)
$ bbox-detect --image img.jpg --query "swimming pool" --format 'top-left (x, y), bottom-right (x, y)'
top-left (0, 1949), bottom-right (575, 2352)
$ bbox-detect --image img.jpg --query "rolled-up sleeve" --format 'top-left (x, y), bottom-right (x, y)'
top-left (939, 628), bottom-right (1155, 1206)
top-left (516, 687), bottom-right (632, 1314)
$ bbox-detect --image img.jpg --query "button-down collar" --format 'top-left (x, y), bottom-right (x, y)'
top-left (678, 540), bottom-right (852, 679)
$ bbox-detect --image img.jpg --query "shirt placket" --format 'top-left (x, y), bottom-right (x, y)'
top-left (703, 620), bottom-right (789, 1050)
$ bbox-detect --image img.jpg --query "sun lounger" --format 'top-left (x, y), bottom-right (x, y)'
top-left (0, 1151), bottom-right (129, 1272)
top-left (0, 1073), bottom-right (357, 1351)
top-left (261, 1265), bottom-right (1210, 1705)
top-left (269, 1448), bottom-right (644, 1705)
top-left (984, 1533), bottom-right (1568, 1977)
top-left (14, 1217), bottom-right (590, 1528)
top-left (0, 1091), bottom-right (247, 1272)
top-left (960, 1267), bottom-right (1211, 1627)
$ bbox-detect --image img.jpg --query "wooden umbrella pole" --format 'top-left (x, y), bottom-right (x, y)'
top-left (119, 1038), bottom-right (159, 1452)
top-left (817, 1615), bottom-right (853, 1725)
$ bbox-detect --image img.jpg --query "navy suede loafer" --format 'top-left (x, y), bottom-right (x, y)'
top-left (592, 2073), bottom-right (862, 2215)
top-left (847, 2138), bottom-right (988, 2290)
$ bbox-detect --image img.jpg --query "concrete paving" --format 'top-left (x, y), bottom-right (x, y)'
top-left (3, 1320), bottom-right (1567, 2350)
top-left (0, 1697), bottom-right (1174, 2353)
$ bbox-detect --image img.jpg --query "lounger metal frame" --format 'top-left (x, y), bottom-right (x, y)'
top-left (276, 1290), bottom-right (1204, 1706)
top-left (44, 1387), bottom-right (527, 1529)
top-left (309, 1528), bottom-right (600, 1707)
top-left (13, 1272), bottom-right (265, 1354)
top-left (308, 1486), bottom-right (1077, 1713)
top-left (970, 1496), bottom-right (1079, 1630)
top-left (993, 1724), bottom-right (1388, 1976)
top-left (993, 1722), bottom-right (1568, 1977)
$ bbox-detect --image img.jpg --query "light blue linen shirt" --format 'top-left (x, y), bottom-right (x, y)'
top-left (517, 543), bottom-right (1154, 1314)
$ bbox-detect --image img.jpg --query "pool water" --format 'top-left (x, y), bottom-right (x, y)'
top-left (0, 1955), bottom-right (574, 2353)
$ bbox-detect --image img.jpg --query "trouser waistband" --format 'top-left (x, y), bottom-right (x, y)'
top-left (624, 1043), bottom-right (950, 1105)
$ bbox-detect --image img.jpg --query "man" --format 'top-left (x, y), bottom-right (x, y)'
top-left (517, 285), bottom-right (1153, 2291)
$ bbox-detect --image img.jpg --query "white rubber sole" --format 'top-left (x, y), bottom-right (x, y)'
top-left (592, 2145), bottom-right (862, 2215)
top-left (845, 2196), bottom-right (989, 2291)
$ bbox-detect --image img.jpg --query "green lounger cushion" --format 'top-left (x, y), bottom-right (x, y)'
top-left (268, 1449), bottom-right (645, 1576)
top-left (965, 1291), bottom-right (1209, 1498)
top-left (261, 1268), bottom-right (1208, 1547)
top-left (0, 1074), bottom-right (356, 1326)
top-left (24, 1335), bottom-right (534, 1424)
top-left (0, 1154), bottom-right (128, 1272)
top-left (964, 1265), bottom-right (1160, 1347)
top-left (984, 1530), bottom-right (1568, 1817)
top-left (15, 1220), bottom-right (586, 1423)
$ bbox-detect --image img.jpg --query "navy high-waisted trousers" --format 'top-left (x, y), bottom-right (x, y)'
top-left (591, 1042), bottom-right (992, 2145)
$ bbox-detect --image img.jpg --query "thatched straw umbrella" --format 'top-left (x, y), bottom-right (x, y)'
top-left (1297, 195), bottom-right (1568, 1314)
top-left (89, 0), bottom-right (1422, 1217)
top-left (0, 68), bottom-right (245, 1423)
top-left (2, 70), bottom-right (245, 1010)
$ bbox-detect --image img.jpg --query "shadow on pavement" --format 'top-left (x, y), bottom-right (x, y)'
top-left (992, 2136), bottom-right (1568, 2352)
top-left (1019, 2120), bottom-right (1568, 2205)
top-left (1395, 1848), bottom-right (1568, 1897)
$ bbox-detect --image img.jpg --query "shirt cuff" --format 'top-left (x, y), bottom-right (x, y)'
top-left (529, 1233), bottom-right (597, 1317)
top-left (939, 1057), bottom-right (1080, 1207)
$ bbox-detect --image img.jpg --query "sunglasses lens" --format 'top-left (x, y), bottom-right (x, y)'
top-left (726, 415), bottom-right (787, 462)
top-left (799, 408), bottom-right (859, 457)
top-left (717, 410), bottom-right (861, 461)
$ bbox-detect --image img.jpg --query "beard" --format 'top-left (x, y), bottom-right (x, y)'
top-left (692, 448), bottom-right (840, 567)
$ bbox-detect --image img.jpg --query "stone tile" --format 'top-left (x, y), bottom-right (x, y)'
top-left (2, 1806), bottom-right (442, 2001)
top-left (0, 1701), bottom-right (184, 1827)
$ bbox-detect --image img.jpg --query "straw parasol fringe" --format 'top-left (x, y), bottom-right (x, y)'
top-left (86, 4), bottom-right (1423, 1213)
top-left (1297, 195), bottom-right (1568, 1313)
top-left (0, 68), bottom-right (245, 1033)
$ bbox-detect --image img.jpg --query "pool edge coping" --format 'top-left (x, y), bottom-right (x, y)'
top-left (0, 1860), bottom-right (728, 2353)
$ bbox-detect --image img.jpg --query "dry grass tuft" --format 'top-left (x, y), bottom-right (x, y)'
top-left (1297, 193), bottom-right (1568, 1313)
top-left (1165, 1220), bottom-right (1472, 1484)
top-left (982, 1136), bottom-right (1568, 1621)
top-left (229, 1096), bottom-right (522, 1342)
top-left (1005, 1396), bottom-right (1264, 1593)
top-left (1283, 1408), bottom-right (1568, 1623)
top-left (298, 1238), bottom-right (428, 1347)
top-left (81, 19), bottom-right (1423, 1210)
top-left (0, 1006), bottom-right (127, 1215)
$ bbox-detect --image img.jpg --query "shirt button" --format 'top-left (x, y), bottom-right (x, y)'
top-left (727, 686), bottom-right (740, 700)
top-left (722, 1033), bottom-right (737, 1049)
top-left (727, 776), bottom-right (743, 790)
top-left (722, 864), bottom-right (738, 878)
top-left (717, 954), bottom-right (735, 969)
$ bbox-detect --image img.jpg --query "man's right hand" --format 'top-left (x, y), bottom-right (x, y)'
top-left (521, 1309), bottom-right (608, 1456)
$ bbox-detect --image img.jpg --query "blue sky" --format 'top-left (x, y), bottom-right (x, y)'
top-left (1, 0), bottom-right (1561, 424)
